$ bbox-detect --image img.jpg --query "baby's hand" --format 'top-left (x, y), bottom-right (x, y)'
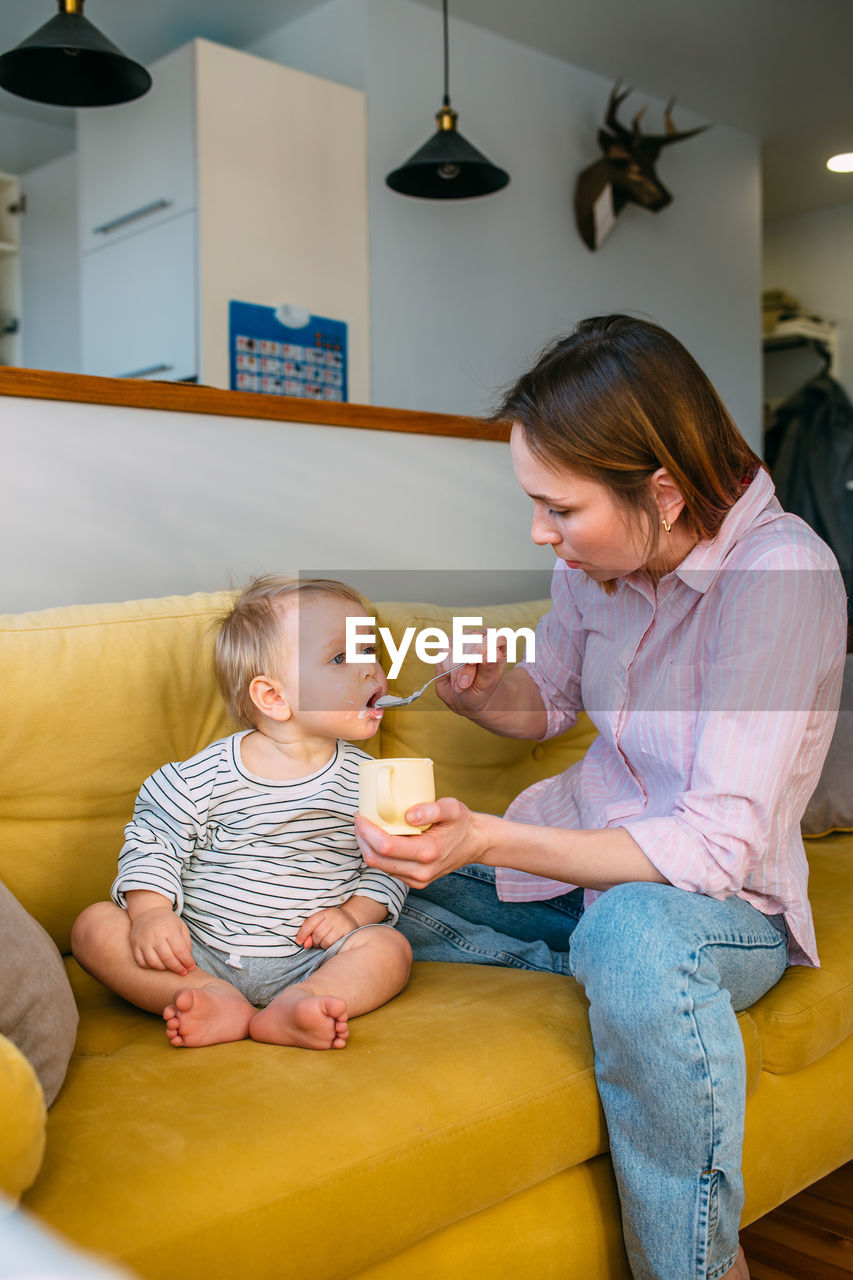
top-left (129, 906), bottom-right (195, 975)
top-left (296, 907), bottom-right (357, 951)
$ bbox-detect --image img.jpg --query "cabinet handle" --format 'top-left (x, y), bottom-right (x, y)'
top-left (121, 363), bottom-right (175, 379)
top-left (93, 199), bottom-right (173, 235)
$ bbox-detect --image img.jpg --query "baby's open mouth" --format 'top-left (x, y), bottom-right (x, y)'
top-left (363, 688), bottom-right (384, 718)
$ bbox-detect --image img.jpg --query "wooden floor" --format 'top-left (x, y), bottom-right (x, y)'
top-left (741, 1163), bottom-right (853, 1279)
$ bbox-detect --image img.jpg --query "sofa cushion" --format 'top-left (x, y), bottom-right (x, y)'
top-left (0, 1035), bottom-right (46, 1201)
top-left (25, 960), bottom-right (601, 1278)
top-left (0, 593), bottom-right (236, 951)
top-left (0, 881), bottom-right (78, 1107)
top-left (747, 834), bottom-right (853, 1074)
top-left (375, 599), bottom-right (597, 817)
top-left (27, 957), bottom-right (762, 1280)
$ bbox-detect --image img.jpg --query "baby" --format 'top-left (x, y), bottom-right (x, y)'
top-left (71, 575), bottom-right (411, 1050)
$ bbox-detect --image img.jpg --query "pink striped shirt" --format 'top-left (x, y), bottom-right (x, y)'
top-left (496, 468), bottom-right (847, 966)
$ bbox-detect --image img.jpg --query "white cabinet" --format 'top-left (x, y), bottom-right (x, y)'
top-left (80, 211), bottom-right (196, 380)
top-left (77, 39), bottom-right (370, 397)
top-left (0, 170), bottom-right (22, 368)
top-left (77, 45), bottom-right (195, 254)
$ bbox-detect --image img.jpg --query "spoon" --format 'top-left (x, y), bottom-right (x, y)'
top-left (375, 662), bottom-right (469, 708)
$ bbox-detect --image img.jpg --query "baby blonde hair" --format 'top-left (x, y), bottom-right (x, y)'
top-left (214, 574), bottom-right (370, 729)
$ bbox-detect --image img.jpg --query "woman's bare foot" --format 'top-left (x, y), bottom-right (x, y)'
top-left (163, 984), bottom-right (255, 1047)
top-left (721, 1245), bottom-right (750, 1279)
top-left (249, 988), bottom-right (349, 1049)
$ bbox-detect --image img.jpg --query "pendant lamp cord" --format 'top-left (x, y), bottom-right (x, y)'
top-left (442, 0), bottom-right (450, 107)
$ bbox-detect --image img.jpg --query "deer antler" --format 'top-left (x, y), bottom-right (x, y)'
top-left (603, 82), bottom-right (709, 148)
top-left (655, 94), bottom-right (710, 146)
top-left (577, 80), bottom-right (712, 248)
top-left (603, 80), bottom-right (634, 142)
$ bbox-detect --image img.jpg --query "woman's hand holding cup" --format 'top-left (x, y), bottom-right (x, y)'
top-left (355, 796), bottom-right (486, 890)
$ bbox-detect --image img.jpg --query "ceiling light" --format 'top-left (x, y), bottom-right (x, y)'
top-left (826, 154), bottom-right (853, 173)
top-left (385, 0), bottom-right (509, 200)
top-left (0, 0), bottom-right (151, 108)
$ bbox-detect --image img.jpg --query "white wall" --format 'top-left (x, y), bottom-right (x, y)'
top-left (251, 0), bottom-right (763, 447)
top-left (763, 202), bottom-right (853, 400)
top-left (0, 396), bottom-right (553, 614)
top-left (0, 111), bottom-right (74, 175)
top-left (249, 0), bottom-right (366, 91)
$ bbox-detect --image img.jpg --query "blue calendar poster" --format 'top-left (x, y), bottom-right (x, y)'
top-left (229, 301), bottom-right (347, 402)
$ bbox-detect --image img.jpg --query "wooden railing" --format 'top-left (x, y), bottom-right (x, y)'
top-left (0, 368), bottom-right (510, 442)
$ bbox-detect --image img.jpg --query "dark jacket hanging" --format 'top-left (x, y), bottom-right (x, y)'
top-left (765, 371), bottom-right (853, 624)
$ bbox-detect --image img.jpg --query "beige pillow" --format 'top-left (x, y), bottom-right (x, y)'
top-left (0, 881), bottom-right (78, 1106)
top-left (802, 655), bottom-right (853, 837)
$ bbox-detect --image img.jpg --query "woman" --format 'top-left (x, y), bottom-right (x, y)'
top-left (354, 316), bottom-right (847, 1280)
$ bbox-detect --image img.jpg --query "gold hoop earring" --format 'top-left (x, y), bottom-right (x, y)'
top-left (662, 518), bottom-right (672, 534)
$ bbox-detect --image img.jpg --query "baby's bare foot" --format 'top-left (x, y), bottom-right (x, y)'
top-left (250, 990), bottom-right (349, 1049)
top-left (163, 985), bottom-right (254, 1047)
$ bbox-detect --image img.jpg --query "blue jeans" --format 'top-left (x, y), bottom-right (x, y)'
top-left (399, 867), bottom-right (789, 1280)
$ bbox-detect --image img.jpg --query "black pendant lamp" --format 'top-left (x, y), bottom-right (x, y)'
top-left (0, 0), bottom-right (151, 108)
top-left (386, 0), bottom-right (509, 200)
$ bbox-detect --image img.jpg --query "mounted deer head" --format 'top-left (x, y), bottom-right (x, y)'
top-left (574, 81), bottom-right (710, 251)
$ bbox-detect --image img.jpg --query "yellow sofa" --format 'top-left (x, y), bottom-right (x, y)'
top-left (2, 590), bottom-right (851, 1280)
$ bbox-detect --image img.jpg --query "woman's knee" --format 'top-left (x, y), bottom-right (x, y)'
top-left (571, 882), bottom-right (672, 962)
top-left (569, 883), bottom-right (688, 1019)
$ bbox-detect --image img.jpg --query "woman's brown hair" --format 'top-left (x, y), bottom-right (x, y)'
top-left (495, 315), bottom-right (762, 555)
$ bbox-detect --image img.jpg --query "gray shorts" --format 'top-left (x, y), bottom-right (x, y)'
top-left (189, 924), bottom-right (390, 1007)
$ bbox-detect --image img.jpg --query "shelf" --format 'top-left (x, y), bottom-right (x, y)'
top-left (763, 316), bottom-right (837, 376)
top-left (764, 316), bottom-right (836, 348)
